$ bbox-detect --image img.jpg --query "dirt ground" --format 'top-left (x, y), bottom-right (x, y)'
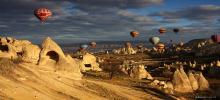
top-left (0, 53), bottom-right (219, 100)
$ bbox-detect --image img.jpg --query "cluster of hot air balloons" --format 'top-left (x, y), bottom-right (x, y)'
top-left (128, 27), bottom-right (180, 49)
top-left (33, 7), bottom-right (181, 52)
top-left (158, 27), bottom-right (180, 34)
top-left (79, 41), bottom-right (97, 50)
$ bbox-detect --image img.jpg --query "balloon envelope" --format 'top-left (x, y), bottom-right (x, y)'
top-left (158, 28), bottom-right (166, 34)
top-left (90, 42), bottom-right (96, 47)
top-left (80, 44), bottom-right (88, 49)
top-left (125, 42), bottom-right (132, 47)
top-left (34, 8), bottom-right (52, 22)
top-left (211, 35), bottom-right (220, 43)
top-left (173, 28), bottom-right (179, 33)
top-left (157, 43), bottom-right (165, 49)
top-left (149, 37), bottom-right (160, 45)
top-left (130, 31), bottom-right (139, 38)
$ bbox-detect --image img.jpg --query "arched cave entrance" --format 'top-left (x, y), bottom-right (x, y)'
top-left (0, 45), bottom-right (9, 52)
top-left (84, 64), bottom-right (91, 67)
top-left (46, 51), bottom-right (59, 62)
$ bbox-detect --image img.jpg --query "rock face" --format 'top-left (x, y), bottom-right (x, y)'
top-left (38, 37), bottom-right (82, 79)
top-left (22, 44), bottom-right (41, 64)
top-left (0, 37), bottom-right (33, 60)
top-left (79, 53), bottom-right (102, 72)
top-left (217, 60), bottom-right (220, 67)
top-left (188, 71), bottom-right (199, 91)
top-left (129, 64), bottom-right (153, 80)
top-left (196, 72), bottom-right (209, 91)
top-left (172, 69), bottom-right (193, 93)
top-left (0, 44), bottom-right (17, 59)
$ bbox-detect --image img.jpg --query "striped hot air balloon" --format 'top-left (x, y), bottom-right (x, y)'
top-left (34, 8), bottom-right (52, 22)
top-left (157, 43), bottom-right (165, 50)
top-left (158, 27), bottom-right (166, 34)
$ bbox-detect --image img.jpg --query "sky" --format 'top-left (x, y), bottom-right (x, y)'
top-left (0, 0), bottom-right (220, 44)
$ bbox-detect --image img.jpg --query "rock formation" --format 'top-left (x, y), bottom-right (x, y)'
top-left (112, 42), bottom-right (136, 55)
top-left (188, 71), bottom-right (199, 91)
top-left (38, 37), bottom-right (82, 79)
top-left (129, 64), bottom-right (153, 80)
top-left (22, 44), bottom-right (41, 64)
top-left (172, 69), bottom-right (193, 93)
top-left (78, 53), bottom-right (102, 72)
top-left (195, 72), bottom-right (209, 91)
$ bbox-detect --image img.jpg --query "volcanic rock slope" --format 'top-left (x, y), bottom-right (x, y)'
top-left (0, 62), bottom-right (161, 100)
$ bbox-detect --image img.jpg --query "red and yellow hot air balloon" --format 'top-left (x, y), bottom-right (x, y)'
top-left (158, 27), bottom-right (166, 34)
top-left (130, 31), bottom-right (139, 38)
top-left (34, 8), bottom-right (52, 22)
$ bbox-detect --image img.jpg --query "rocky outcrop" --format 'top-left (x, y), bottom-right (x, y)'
top-left (188, 71), bottom-right (198, 91)
top-left (79, 53), bottom-right (102, 72)
top-left (172, 69), bottom-right (193, 93)
top-left (129, 64), bottom-right (153, 80)
top-left (112, 42), bottom-right (136, 55)
top-left (195, 72), bottom-right (209, 91)
top-left (22, 44), bottom-right (41, 64)
top-left (0, 37), bottom-right (33, 60)
top-left (38, 37), bottom-right (82, 79)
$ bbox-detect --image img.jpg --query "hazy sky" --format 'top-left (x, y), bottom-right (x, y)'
top-left (0, 0), bottom-right (220, 43)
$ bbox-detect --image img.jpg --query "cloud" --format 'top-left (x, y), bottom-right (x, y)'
top-left (71, 0), bottom-right (163, 9)
top-left (0, 0), bottom-right (218, 43)
top-left (150, 5), bottom-right (220, 21)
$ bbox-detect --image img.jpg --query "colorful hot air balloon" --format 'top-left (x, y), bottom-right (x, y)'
top-left (158, 27), bottom-right (166, 34)
top-left (90, 42), bottom-right (96, 48)
top-left (157, 43), bottom-right (165, 50)
top-left (34, 8), bottom-right (52, 22)
top-left (130, 31), bottom-right (139, 38)
top-left (149, 37), bottom-right (160, 45)
top-left (173, 28), bottom-right (179, 34)
top-left (80, 44), bottom-right (88, 50)
top-left (211, 34), bottom-right (220, 43)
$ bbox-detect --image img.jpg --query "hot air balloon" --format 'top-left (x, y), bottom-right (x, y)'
top-left (211, 35), bottom-right (220, 43)
top-left (158, 27), bottom-right (166, 34)
top-left (80, 44), bottom-right (88, 50)
top-left (157, 43), bottom-right (165, 50)
top-left (149, 37), bottom-right (160, 45)
top-left (130, 31), bottom-right (139, 38)
top-left (173, 28), bottom-right (179, 34)
top-left (90, 42), bottom-right (97, 48)
top-left (34, 8), bottom-right (52, 22)
top-left (179, 41), bottom-right (184, 46)
top-left (137, 44), bottom-right (143, 49)
top-left (125, 42), bottom-right (132, 47)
